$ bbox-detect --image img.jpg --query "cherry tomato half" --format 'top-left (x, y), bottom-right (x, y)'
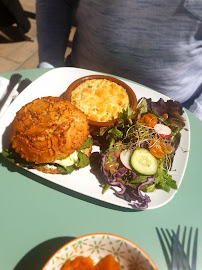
top-left (149, 139), bottom-right (168, 159)
top-left (141, 113), bottom-right (158, 128)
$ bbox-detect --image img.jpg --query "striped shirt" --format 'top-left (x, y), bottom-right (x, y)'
top-left (71, 0), bottom-right (202, 119)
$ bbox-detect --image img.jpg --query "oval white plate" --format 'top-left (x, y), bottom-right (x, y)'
top-left (0, 67), bottom-right (190, 209)
top-left (42, 233), bottom-right (158, 270)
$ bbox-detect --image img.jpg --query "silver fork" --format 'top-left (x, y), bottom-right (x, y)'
top-left (172, 226), bottom-right (198, 270)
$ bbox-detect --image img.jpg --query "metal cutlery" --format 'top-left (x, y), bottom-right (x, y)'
top-left (0, 73), bottom-right (22, 109)
top-left (0, 74), bottom-right (32, 119)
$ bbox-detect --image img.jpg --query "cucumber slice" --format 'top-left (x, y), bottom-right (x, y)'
top-left (130, 148), bottom-right (158, 175)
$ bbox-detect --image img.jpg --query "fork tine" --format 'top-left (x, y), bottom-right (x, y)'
top-left (180, 227), bottom-right (192, 270)
top-left (181, 226), bottom-right (186, 251)
top-left (156, 228), bottom-right (171, 268)
top-left (178, 227), bottom-right (184, 270)
top-left (176, 226), bottom-right (187, 270)
top-left (162, 228), bottom-right (172, 253)
top-left (181, 227), bottom-right (188, 270)
top-left (165, 229), bottom-right (173, 252)
top-left (172, 226), bottom-right (194, 270)
top-left (191, 228), bottom-right (198, 270)
top-left (186, 227), bottom-right (193, 269)
top-left (172, 225), bottom-right (180, 270)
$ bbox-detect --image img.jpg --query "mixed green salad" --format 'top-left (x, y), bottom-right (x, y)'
top-left (93, 97), bottom-right (186, 209)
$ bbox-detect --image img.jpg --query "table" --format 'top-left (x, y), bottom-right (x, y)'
top-left (0, 68), bottom-right (202, 270)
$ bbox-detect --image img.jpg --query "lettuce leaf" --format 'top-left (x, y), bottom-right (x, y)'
top-left (54, 151), bottom-right (90, 174)
top-left (2, 147), bottom-right (36, 167)
top-left (79, 136), bottom-right (93, 150)
top-left (108, 127), bottom-right (123, 139)
top-left (76, 151), bottom-right (90, 168)
top-left (57, 165), bottom-right (76, 174)
top-left (154, 167), bottom-right (177, 192)
top-left (1, 137), bottom-right (92, 174)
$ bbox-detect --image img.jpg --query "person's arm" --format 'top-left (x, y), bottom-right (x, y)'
top-left (36, 0), bottom-right (78, 67)
top-left (183, 1), bottom-right (202, 121)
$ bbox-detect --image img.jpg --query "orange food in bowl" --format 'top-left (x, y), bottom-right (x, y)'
top-left (61, 255), bottom-right (121, 270)
top-left (95, 254), bottom-right (121, 270)
top-left (65, 75), bottom-right (137, 127)
top-left (61, 256), bottom-right (95, 270)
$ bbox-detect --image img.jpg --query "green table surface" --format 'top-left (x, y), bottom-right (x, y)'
top-left (0, 69), bottom-right (202, 270)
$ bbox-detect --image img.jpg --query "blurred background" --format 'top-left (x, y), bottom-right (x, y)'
top-left (0, 0), bottom-right (76, 73)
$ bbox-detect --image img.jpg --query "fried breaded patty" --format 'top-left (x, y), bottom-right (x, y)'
top-left (10, 96), bottom-right (90, 164)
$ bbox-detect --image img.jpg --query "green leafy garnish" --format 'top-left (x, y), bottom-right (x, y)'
top-left (1, 136), bottom-right (92, 174)
top-left (79, 136), bottom-right (93, 150)
top-left (76, 151), bottom-right (90, 168)
top-left (57, 165), bottom-right (76, 174)
top-left (154, 167), bottom-right (177, 192)
top-left (108, 127), bottom-right (123, 139)
top-left (119, 105), bottom-right (135, 127)
top-left (2, 148), bottom-right (36, 167)
top-left (130, 175), bottom-right (148, 184)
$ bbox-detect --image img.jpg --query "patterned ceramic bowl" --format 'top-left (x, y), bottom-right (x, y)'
top-left (42, 233), bottom-right (158, 270)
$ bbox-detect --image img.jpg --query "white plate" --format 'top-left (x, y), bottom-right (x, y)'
top-left (0, 67), bottom-right (190, 210)
top-left (0, 76), bottom-right (9, 101)
top-left (42, 233), bottom-right (158, 270)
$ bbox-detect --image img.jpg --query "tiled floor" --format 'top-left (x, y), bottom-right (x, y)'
top-left (0, 0), bottom-right (38, 73)
top-left (0, 0), bottom-right (75, 73)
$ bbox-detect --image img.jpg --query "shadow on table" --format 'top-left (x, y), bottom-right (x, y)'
top-left (13, 236), bottom-right (75, 270)
top-left (156, 226), bottom-right (198, 270)
top-left (156, 227), bottom-right (175, 270)
top-left (0, 154), bottom-right (140, 213)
